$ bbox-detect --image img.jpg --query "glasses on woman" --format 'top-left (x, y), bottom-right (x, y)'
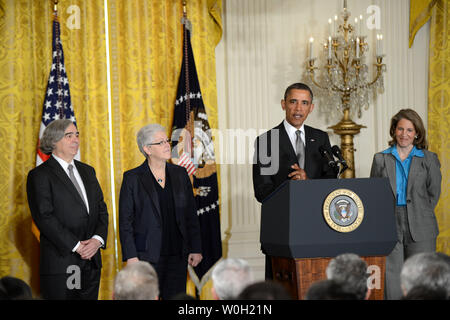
top-left (148, 139), bottom-right (171, 146)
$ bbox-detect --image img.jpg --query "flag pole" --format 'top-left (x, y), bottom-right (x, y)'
top-left (172, 0), bottom-right (223, 296)
top-left (182, 0), bottom-right (194, 161)
top-left (53, 0), bottom-right (58, 17)
top-left (181, 0), bottom-right (197, 298)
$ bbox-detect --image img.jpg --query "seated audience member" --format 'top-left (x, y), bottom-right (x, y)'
top-left (305, 279), bottom-right (358, 300)
top-left (436, 252), bottom-right (450, 265)
top-left (325, 253), bottom-right (371, 300)
top-left (113, 261), bottom-right (159, 300)
top-left (211, 258), bottom-right (254, 300)
top-left (168, 292), bottom-right (197, 300)
top-left (0, 276), bottom-right (33, 300)
top-left (237, 280), bottom-right (292, 300)
top-left (0, 282), bottom-right (7, 300)
top-left (401, 285), bottom-right (447, 300)
top-left (400, 252), bottom-right (450, 299)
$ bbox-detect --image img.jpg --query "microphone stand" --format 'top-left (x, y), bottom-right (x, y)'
top-left (336, 161), bottom-right (349, 179)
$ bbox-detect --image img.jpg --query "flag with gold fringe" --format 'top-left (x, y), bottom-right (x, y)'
top-left (171, 13), bottom-right (222, 295)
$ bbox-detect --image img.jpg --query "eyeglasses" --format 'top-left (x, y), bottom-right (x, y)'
top-left (148, 139), bottom-right (171, 146)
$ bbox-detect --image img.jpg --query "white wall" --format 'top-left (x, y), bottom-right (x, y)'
top-left (215, 0), bottom-right (429, 280)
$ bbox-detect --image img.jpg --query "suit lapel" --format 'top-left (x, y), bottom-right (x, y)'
top-left (407, 156), bottom-right (422, 196)
top-left (137, 161), bottom-right (162, 220)
top-left (385, 154), bottom-right (396, 193)
top-left (75, 161), bottom-right (91, 214)
top-left (277, 122), bottom-right (297, 163)
top-left (304, 126), bottom-right (311, 169)
top-left (46, 157), bottom-right (88, 212)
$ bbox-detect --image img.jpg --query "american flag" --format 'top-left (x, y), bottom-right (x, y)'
top-left (171, 17), bottom-right (222, 290)
top-left (32, 14), bottom-right (78, 240)
top-left (178, 152), bottom-right (196, 176)
top-left (36, 16), bottom-right (79, 166)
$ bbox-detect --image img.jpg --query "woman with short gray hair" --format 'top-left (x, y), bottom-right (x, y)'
top-left (136, 124), bottom-right (166, 158)
top-left (119, 124), bottom-right (202, 300)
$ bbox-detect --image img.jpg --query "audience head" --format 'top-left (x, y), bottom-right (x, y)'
top-left (305, 279), bottom-right (358, 300)
top-left (0, 276), bottom-right (33, 300)
top-left (168, 292), bottom-right (197, 300)
top-left (113, 261), bottom-right (159, 300)
top-left (0, 281), bottom-right (7, 300)
top-left (400, 252), bottom-right (450, 298)
top-left (326, 253), bottom-right (370, 300)
top-left (401, 285), bottom-right (447, 300)
top-left (237, 280), bottom-right (292, 300)
top-left (211, 258), bottom-right (254, 300)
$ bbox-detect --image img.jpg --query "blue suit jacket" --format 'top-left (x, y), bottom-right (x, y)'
top-left (119, 161), bottom-right (202, 263)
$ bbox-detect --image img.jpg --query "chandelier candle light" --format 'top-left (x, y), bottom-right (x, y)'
top-left (306, 1), bottom-right (386, 178)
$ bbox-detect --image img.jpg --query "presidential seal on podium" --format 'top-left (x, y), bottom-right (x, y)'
top-left (323, 188), bottom-right (364, 233)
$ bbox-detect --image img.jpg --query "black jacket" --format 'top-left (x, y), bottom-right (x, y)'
top-left (27, 156), bottom-right (108, 274)
top-left (119, 161), bottom-right (202, 263)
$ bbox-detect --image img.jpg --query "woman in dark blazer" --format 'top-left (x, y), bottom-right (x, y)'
top-left (119, 124), bottom-right (202, 300)
top-left (370, 109), bottom-right (441, 300)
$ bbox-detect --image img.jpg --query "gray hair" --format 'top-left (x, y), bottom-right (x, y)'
top-left (39, 119), bottom-right (75, 154)
top-left (400, 252), bottom-right (450, 297)
top-left (113, 261), bottom-right (159, 300)
top-left (136, 124), bottom-right (166, 158)
top-left (211, 258), bottom-right (254, 300)
top-left (326, 253), bottom-right (369, 300)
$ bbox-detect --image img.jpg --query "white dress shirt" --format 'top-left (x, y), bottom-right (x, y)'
top-left (52, 154), bottom-right (104, 252)
top-left (283, 119), bottom-right (305, 154)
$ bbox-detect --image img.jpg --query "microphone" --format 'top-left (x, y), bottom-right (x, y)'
top-left (331, 145), bottom-right (348, 170)
top-left (319, 146), bottom-right (337, 168)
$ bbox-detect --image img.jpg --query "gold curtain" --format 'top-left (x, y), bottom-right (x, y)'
top-left (410, 0), bottom-right (450, 255)
top-left (61, 0), bottom-right (119, 300)
top-left (0, 0), bottom-right (49, 294)
top-left (107, 0), bottom-right (222, 300)
top-left (409, 0), bottom-right (437, 48)
top-left (107, 0), bottom-right (221, 178)
top-left (0, 0), bottom-right (222, 300)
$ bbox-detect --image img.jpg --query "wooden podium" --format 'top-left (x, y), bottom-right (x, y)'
top-left (272, 256), bottom-right (386, 300)
top-left (260, 178), bottom-right (396, 300)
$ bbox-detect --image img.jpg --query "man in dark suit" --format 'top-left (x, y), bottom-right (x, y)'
top-left (27, 119), bottom-right (108, 300)
top-left (253, 83), bottom-right (337, 278)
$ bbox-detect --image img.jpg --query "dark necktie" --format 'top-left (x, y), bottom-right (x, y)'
top-left (68, 164), bottom-right (87, 208)
top-left (295, 130), bottom-right (305, 169)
